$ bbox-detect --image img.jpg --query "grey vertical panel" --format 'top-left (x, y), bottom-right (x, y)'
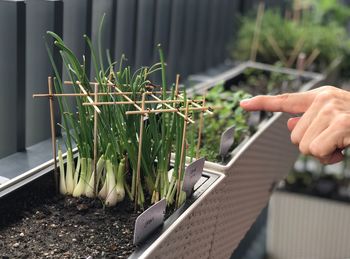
top-left (205, 0), bottom-right (220, 68)
top-left (167, 0), bottom-right (186, 83)
top-left (114, 0), bottom-right (137, 68)
top-left (0, 0), bottom-right (25, 158)
top-left (222, 0), bottom-right (240, 62)
top-left (181, 0), bottom-right (198, 77)
top-left (241, 0), bottom-right (257, 14)
top-left (193, 0), bottom-right (210, 73)
top-left (25, 0), bottom-right (63, 147)
top-left (135, 0), bottom-right (156, 68)
top-left (90, 0), bottom-right (115, 79)
top-left (215, 0), bottom-right (229, 65)
top-left (153, 0), bottom-right (171, 61)
top-left (63, 0), bottom-right (92, 80)
top-left (152, 0), bottom-right (171, 85)
top-left (62, 0), bottom-right (92, 114)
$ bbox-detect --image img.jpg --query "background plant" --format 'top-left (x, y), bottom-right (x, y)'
top-left (232, 8), bottom-right (350, 75)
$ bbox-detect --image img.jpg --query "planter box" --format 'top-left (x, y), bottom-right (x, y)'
top-left (187, 61), bottom-right (325, 258)
top-left (0, 154), bottom-right (225, 258)
top-left (267, 191), bottom-right (350, 259)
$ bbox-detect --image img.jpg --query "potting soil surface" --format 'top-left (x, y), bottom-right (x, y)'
top-left (0, 195), bottom-right (143, 258)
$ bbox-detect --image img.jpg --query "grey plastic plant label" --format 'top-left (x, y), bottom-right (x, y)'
top-left (219, 126), bottom-right (235, 157)
top-left (133, 198), bottom-right (166, 245)
top-left (0, 176), bottom-right (9, 184)
top-left (247, 111), bottom-right (261, 127)
top-left (182, 157), bottom-right (205, 197)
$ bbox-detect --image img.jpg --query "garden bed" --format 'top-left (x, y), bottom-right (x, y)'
top-left (0, 161), bottom-right (222, 258)
top-left (185, 61), bottom-right (325, 258)
top-left (188, 61), bottom-right (324, 169)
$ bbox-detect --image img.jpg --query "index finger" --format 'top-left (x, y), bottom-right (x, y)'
top-left (240, 91), bottom-right (317, 114)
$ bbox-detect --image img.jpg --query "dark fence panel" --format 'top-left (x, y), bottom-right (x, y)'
top-left (114, 0), bottom-right (137, 68)
top-left (222, 0), bottom-right (241, 63)
top-left (152, 0), bottom-right (171, 84)
top-left (90, 0), bottom-right (115, 79)
top-left (63, 0), bottom-right (92, 80)
top-left (167, 0), bottom-right (186, 83)
top-left (205, 0), bottom-right (221, 68)
top-left (193, 0), bottom-right (210, 74)
top-left (0, 0), bottom-right (25, 159)
top-left (135, 0), bottom-right (156, 68)
top-left (25, 0), bottom-right (63, 147)
top-left (180, 0), bottom-right (198, 78)
top-left (62, 0), bottom-right (92, 115)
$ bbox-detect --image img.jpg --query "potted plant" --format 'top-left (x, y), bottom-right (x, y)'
top-left (0, 25), bottom-right (226, 258)
top-left (185, 61), bottom-right (324, 258)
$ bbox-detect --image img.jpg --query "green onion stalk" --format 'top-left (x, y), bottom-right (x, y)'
top-left (44, 16), bottom-right (197, 209)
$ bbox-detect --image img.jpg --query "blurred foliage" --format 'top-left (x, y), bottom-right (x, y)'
top-left (241, 66), bottom-right (298, 94)
top-left (232, 5), bottom-right (350, 76)
top-left (299, 0), bottom-right (350, 26)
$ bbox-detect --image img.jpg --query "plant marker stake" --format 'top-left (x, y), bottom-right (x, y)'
top-left (135, 93), bottom-right (147, 210)
top-left (48, 77), bottom-right (59, 193)
top-left (297, 52), bottom-right (306, 72)
top-left (176, 100), bottom-right (190, 208)
top-left (250, 1), bottom-right (265, 62)
top-left (93, 83), bottom-right (98, 196)
top-left (196, 96), bottom-right (206, 159)
top-left (219, 126), bottom-right (235, 163)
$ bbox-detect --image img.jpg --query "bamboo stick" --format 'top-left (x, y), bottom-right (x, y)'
top-left (76, 81), bottom-right (101, 114)
top-left (176, 101), bottom-right (190, 207)
top-left (48, 77), bottom-right (59, 193)
top-left (175, 74), bottom-right (180, 97)
top-left (82, 99), bottom-right (205, 106)
top-left (196, 97), bottom-right (206, 159)
top-left (65, 80), bottom-right (162, 90)
top-left (107, 80), bottom-right (144, 113)
top-left (135, 93), bottom-right (146, 210)
top-left (250, 1), bottom-right (265, 62)
top-left (33, 90), bottom-right (172, 98)
top-left (125, 106), bottom-right (212, 115)
top-left (148, 93), bottom-right (195, 123)
top-left (297, 52), bottom-right (306, 72)
top-left (178, 93), bottom-right (213, 115)
top-left (304, 49), bottom-right (320, 69)
top-left (287, 37), bottom-right (305, 68)
top-left (293, 0), bottom-right (301, 23)
top-left (266, 35), bottom-right (288, 66)
top-left (93, 83), bottom-right (98, 196)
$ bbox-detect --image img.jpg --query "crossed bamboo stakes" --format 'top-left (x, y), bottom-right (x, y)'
top-left (34, 76), bottom-right (213, 209)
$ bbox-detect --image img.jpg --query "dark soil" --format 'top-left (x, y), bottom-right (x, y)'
top-left (0, 174), bottom-right (143, 258)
